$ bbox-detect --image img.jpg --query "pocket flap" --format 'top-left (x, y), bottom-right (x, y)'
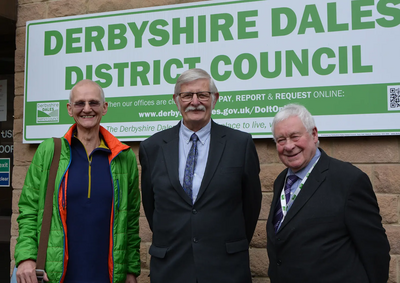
top-left (226, 239), bottom-right (249, 254)
top-left (149, 245), bottom-right (168, 259)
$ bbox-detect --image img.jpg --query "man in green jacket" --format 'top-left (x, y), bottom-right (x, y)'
top-left (15, 79), bottom-right (141, 283)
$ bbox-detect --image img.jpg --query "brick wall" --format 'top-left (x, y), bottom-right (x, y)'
top-left (11, 1), bottom-right (400, 282)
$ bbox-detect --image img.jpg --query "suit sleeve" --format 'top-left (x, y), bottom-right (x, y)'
top-left (139, 142), bottom-right (154, 231)
top-left (345, 171), bottom-right (390, 283)
top-left (242, 135), bottom-right (262, 242)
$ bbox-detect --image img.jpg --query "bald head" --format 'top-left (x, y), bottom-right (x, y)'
top-left (69, 80), bottom-right (105, 103)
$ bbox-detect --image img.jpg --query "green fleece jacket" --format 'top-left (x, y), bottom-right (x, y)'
top-left (15, 125), bottom-right (141, 282)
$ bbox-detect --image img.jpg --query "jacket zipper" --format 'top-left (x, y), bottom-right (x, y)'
top-left (88, 157), bottom-right (92, 198)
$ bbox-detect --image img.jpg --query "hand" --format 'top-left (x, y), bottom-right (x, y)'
top-left (125, 273), bottom-right (138, 283)
top-left (16, 260), bottom-right (49, 283)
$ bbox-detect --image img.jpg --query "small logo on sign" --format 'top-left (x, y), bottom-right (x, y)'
top-left (37, 102), bottom-right (59, 123)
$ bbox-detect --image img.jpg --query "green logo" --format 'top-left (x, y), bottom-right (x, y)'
top-left (37, 102), bottom-right (59, 123)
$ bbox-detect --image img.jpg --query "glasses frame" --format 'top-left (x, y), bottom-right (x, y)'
top-left (178, 91), bottom-right (212, 102)
top-left (72, 100), bottom-right (102, 109)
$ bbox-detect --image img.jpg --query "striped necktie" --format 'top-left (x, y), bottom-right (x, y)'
top-left (272, 175), bottom-right (299, 232)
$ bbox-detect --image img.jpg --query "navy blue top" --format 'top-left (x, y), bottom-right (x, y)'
top-left (64, 136), bottom-right (113, 283)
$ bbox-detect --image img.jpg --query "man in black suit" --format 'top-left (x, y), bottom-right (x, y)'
top-left (266, 103), bottom-right (390, 283)
top-left (139, 68), bottom-right (262, 283)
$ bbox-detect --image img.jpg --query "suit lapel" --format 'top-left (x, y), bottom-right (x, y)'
top-left (277, 149), bottom-right (330, 233)
top-left (196, 121), bottom-right (226, 202)
top-left (162, 122), bottom-right (193, 204)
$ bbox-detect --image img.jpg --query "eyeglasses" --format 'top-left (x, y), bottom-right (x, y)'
top-left (178, 91), bottom-right (212, 102)
top-left (72, 100), bottom-right (102, 109)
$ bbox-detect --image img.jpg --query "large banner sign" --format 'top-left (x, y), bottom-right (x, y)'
top-left (24, 0), bottom-right (400, 143)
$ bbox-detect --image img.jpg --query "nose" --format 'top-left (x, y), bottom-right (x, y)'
top-left (283, 138), bottom-right (295, 151)
top-left (190, 93), bottom-right (200, 105)
top-left (83, 102), bottom-right (92, 112)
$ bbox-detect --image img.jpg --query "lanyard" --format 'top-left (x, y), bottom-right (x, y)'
top-left (279, 157), bottom-right (320, 221)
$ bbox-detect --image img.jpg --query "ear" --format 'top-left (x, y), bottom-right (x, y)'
top-left (173, 94), bottom-right (181, 111)
top-left (212, 92), bottom-right (219, 109)
top-left (312, 127), bottom-right (318, 143)
top-left (67, 103), bottom-right (73, 117)
top-left (102, 101), bottom-right (108, 116)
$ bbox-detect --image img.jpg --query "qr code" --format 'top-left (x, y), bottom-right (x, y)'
top-left (388, 86), bottom-right (400, 111)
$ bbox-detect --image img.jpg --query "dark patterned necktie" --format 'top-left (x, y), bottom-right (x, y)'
top-left (183, 133), bottom-right (198, 203)
top-left (273, 175), bottom-right (299, 233)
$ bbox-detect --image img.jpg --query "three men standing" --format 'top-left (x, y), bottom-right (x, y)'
top-left (139, 68), bottom-right (262, 283)
top-left (15, 74), bottom-right (390, 283)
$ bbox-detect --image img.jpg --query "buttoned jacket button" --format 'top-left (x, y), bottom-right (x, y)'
top-left (192, 209), bottom-right (197, 214)
top-left (193, 237), bottom-right (198, 243)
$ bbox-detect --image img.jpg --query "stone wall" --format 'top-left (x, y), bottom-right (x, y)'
top-left (11, 1), bottom-right (400, 282)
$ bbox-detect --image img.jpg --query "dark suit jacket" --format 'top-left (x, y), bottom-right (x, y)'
top-left (139, 121), bottom-right (262, 283)
top-left (266, 149), bottom-right (390, 283)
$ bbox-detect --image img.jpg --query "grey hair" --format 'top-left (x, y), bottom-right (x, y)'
top-left (69, 79), bottom-right (105, 103)
top-left (271, 104), bottom-right (319, 145)
top-left (174, 68), bottom-right (218, 105)
top-left (174, 68), bottom-right (218, 94)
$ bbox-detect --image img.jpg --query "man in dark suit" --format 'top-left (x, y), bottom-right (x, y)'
top-left (139, 68), bottom-right (262, 283)
top-left (266, 103), bottom-right (390, 283)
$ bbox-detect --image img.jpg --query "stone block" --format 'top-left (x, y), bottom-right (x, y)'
top-left (373, 165), bottom-right (400, 194)
top-left (48, 0), bottom-right (87, 18)
top-left (12, 190), bottom-right (22, 214)
top-left (251, 220), bottom-right (267, 249)
top-left (376, 194), bottom-right (398, 224)
top-left (137, 268), bottom-right (150, 283)
top-left (11, 214), bottom-right (19, 237)
top-left (251, 278), bottom-right (270, 283)
top-left (255, 139), bottom-right (279, 165)
top-left (388, 254), bottom-right (398, 283)
top-left (139, 216), bottom-right (152, 243)
top-left (10, 236), bottom-right (17, 263)
top-left (140, 242), bottom-right (151, 268)
top-left (18, 0), bottom-right (45, 4)
top-left (12, 166), bottom-right (28, 190)
top-left (88, 0), bottom-right (148, 13)
top-left (10, 260), bottom-right (15, 278)
top-left (15, 27), bottom-right (26, 59)
top-left (260, 164), bottom-right (285, 193)
top-left (385, 224), bottom-right (400, 254)
top-left (13, 118), bottom-right (23, 143)
top-left (17, 3), bottom-right (47, 27)
top-left (332, 137), bottom-right (399, 163)
top-left (318, 138), bottom-right (333, 155)
top-left (259, 193), bottom-right (272, 220)
top-left (13, 143), bottom-right (37, 166)
top-left (14, 72), bottom-right (25, 97)
top-left (139, 201), bottom-right (145, 217)
top-left (249, 248), bottom-right (268, 277)
top-left (14, 48), bottom-right (25, 73)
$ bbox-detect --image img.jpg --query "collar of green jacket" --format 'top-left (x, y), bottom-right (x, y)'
top-left (64, 124), bottom-right (130, 162)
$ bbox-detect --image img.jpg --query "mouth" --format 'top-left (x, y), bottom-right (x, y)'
top-left (286, 151), bottom-right (301, 158)
top-left (81, 115), bottom-right (95, 119)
